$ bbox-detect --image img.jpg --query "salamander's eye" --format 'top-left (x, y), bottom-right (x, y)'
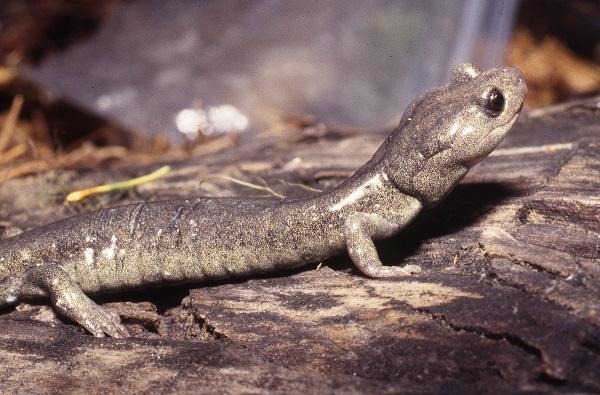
top-left (480, 87), bottom-right (505, 117)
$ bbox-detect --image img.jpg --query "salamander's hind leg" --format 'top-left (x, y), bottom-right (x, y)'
top-left (16, 263), bottom-right (129, 338)
top-left (0, 275), bottom-right (23, 308)
top-left (343, 212), bottom-right (421, 278)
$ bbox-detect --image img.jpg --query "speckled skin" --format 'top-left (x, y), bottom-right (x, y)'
top-left (0, 64), bottom-right (526, 337)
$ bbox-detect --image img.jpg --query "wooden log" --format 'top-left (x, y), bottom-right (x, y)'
top-left (0, 97), bottom-right (599, 393)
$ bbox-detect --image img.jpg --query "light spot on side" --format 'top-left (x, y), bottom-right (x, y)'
top-left (101, 234), bottom-right (118, 260)
top-left (448, 122), bottom-right (460, 137)
top-left (84, 248), bottom-right (95, 266)
top-left (330, 173), bottom-right (384, 212)
top-left (19, 250), bottom-right (31, 260)
top-left (462, 126), bottom-right (475, 135)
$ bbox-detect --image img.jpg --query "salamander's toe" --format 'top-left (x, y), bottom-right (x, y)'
top-left (80, 304), bottom-right (130, 338)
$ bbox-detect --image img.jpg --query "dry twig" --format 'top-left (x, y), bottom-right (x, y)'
top-left (0, 95), bottom-right (25, 153)
top-left (198, 174), bottom-right (286, 199)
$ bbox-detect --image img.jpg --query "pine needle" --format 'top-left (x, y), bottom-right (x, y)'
top-left (65, 165), bottom-right (171, 203)
top-left (0, 95), bottom-right (24, 153)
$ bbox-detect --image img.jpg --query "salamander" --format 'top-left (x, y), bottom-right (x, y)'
top-left (0, 64), bottom-right (526, 337)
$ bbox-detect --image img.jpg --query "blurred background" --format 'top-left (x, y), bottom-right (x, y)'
top-left (0, 0), bottom-right (598, 180)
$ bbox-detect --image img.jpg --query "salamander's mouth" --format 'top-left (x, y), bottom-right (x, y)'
top-left (458, 108), bottom-right (522, 167)
top-left (487, 101), bottom-right (523, 139)
top-left (516, 100), bottom-right (524, 114)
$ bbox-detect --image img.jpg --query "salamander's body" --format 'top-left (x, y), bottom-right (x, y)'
top-left (0, 64), bottom-right (526, 337)
top-left (2, 179), bottom-right (421, 294)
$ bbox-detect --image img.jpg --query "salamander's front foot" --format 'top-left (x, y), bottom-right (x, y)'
top-left (343, 212), bottom-right (423, 279)
top-left (354, 262), bottom-right (422, 278)
top-left (57, 296), bottom-right (130, 338)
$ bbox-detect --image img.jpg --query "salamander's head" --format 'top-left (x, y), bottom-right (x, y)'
top-left (380, 63), bottom-right (526, 206)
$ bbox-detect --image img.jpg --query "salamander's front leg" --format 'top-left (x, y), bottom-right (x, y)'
top-left (343, 212), bottom-right (421, 278)
top-left (15, 263), bottom-right (129, 338)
